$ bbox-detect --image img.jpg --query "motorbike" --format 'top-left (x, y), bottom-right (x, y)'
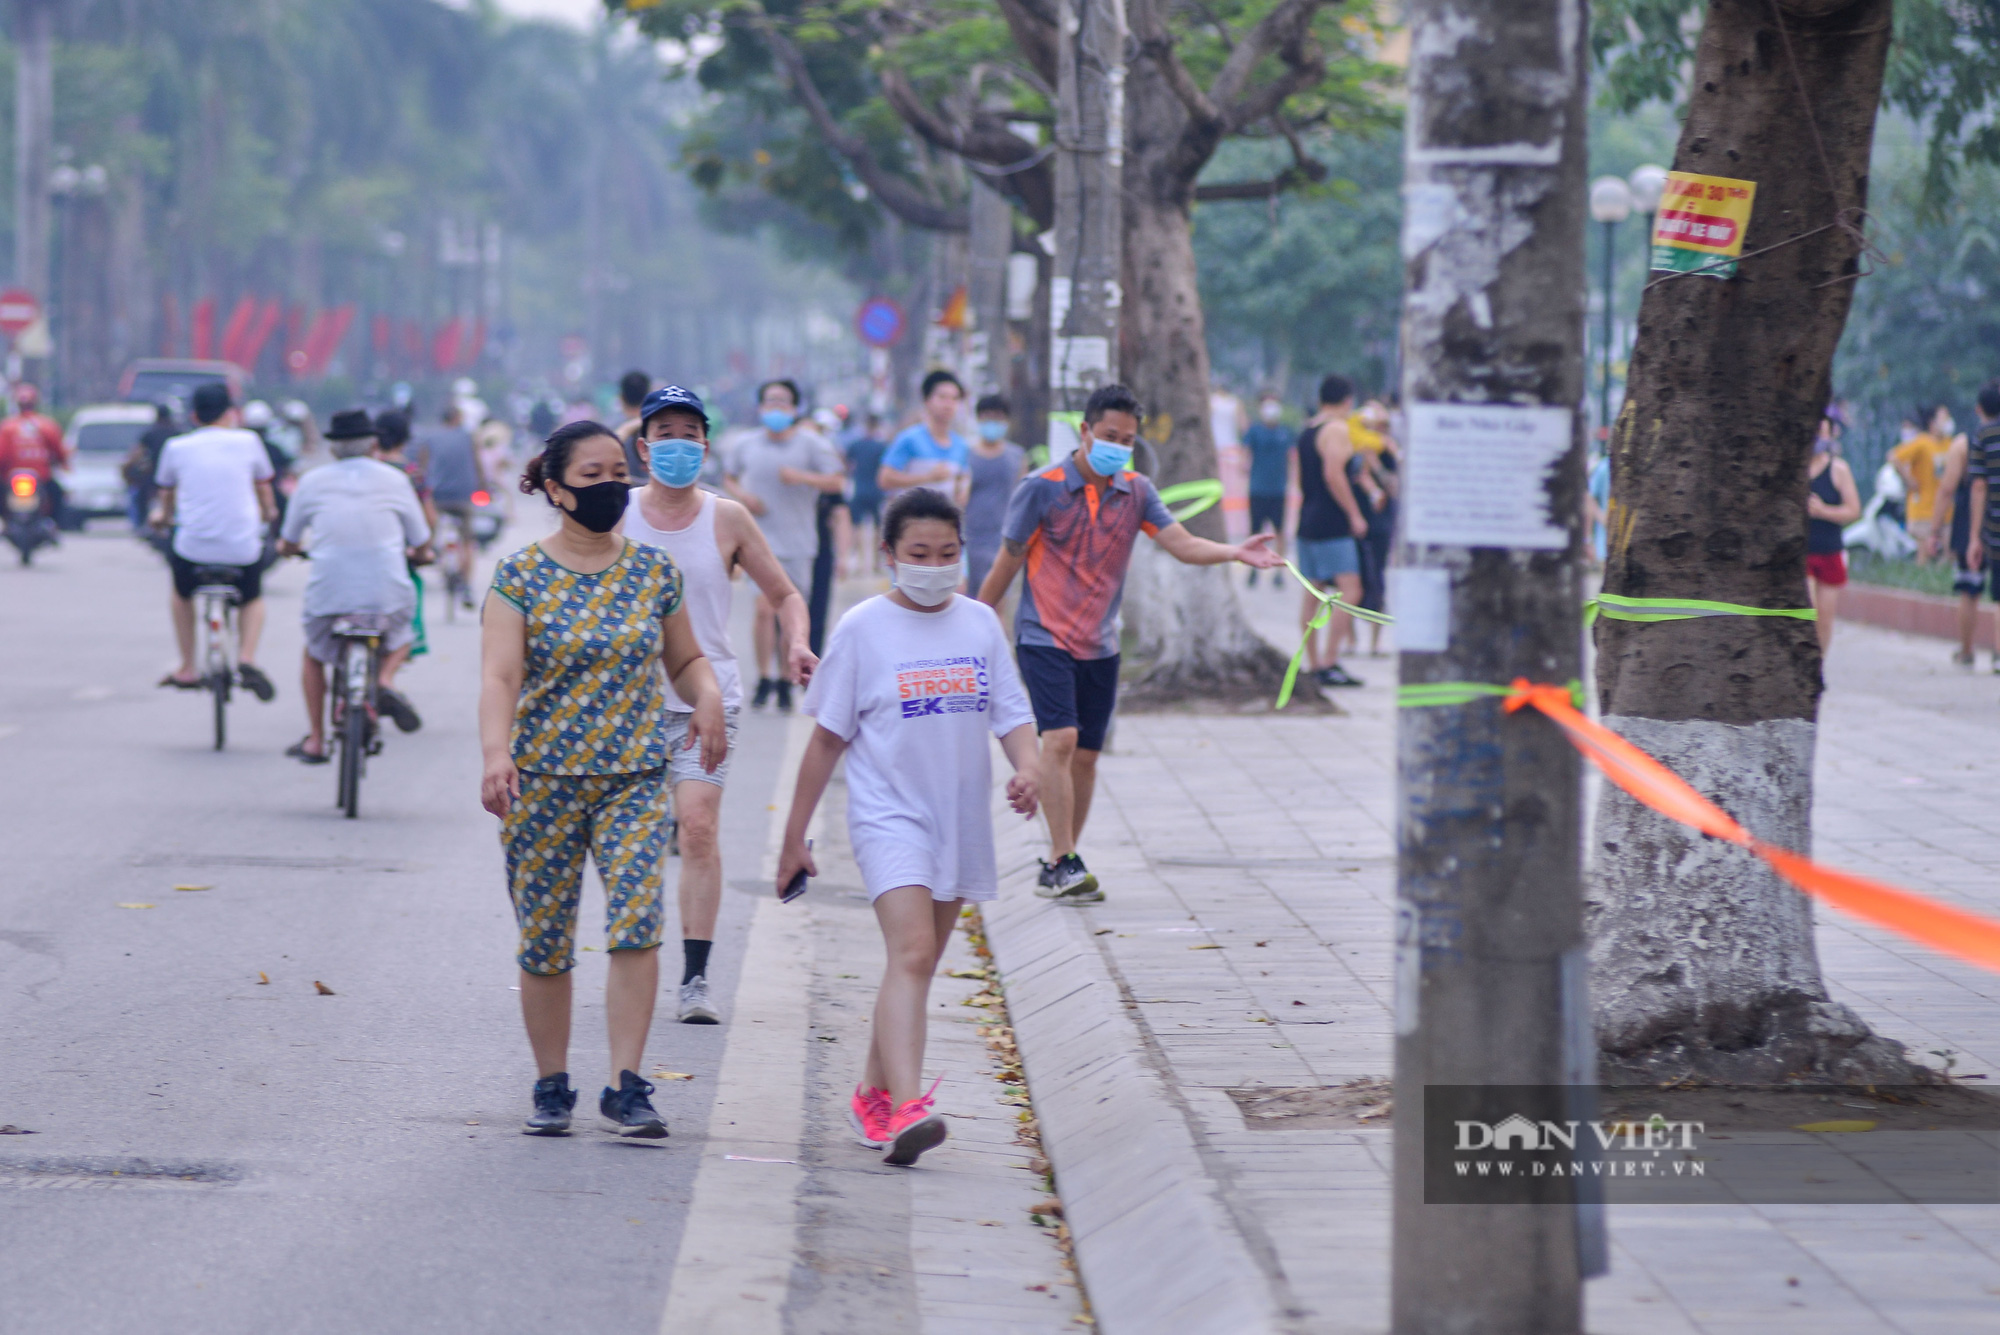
top-left (4, 469), bottom-right (58, 565)
top-left (468, 488), bottom-right (503, 549)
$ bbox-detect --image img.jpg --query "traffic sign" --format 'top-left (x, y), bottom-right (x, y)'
top-left (856, 297), bottom-right (905, 349)
top-left (0, 289), bottom-right (39, 337)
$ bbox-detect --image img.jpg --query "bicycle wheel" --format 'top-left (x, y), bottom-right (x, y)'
top-left (211, 673), bottom-right (228, 751)
top-left (340, 699), bottom-right (365, 819)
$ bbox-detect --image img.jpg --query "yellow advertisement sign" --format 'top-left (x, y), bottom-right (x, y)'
top-left (1650, 171), bottom-right (1757, 278)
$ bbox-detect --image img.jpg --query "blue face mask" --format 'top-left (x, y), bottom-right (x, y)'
top-left (761, 410), bottom-right (795, 433)
top-left (648, 438), bottom-right (706, 488)
top-left (1086, 440), bottom-right (1134, 477)
top-left (978, 419), bottom-right (1007, 442)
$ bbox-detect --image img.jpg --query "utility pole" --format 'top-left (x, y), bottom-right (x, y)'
top-left (1048, 0), bottom-right (1123, 416)
top-left (1391, 0), bottom-right (1592, 1330)
top-left (967, 179), bottom-right (1011, 399)
top-left (14, 0), bottom-right (54, 383)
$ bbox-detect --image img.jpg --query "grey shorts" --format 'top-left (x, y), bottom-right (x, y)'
top-left (304, 612), bottom-right (415, 665)
top-left (771, 556), bottom-right (812, 599)
top-left (664, 707), bottom-right (740, 788)
top-left (1296, 536), bottom-right (1362, 583)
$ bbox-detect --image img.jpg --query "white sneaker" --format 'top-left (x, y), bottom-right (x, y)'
top-left (678, 975), bottom-right (720, 1024)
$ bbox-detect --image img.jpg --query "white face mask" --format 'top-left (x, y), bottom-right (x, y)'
top-left (1259, 401), bottom-right (1282, 422)
top-left (894, 561), bottom-right (961, 607)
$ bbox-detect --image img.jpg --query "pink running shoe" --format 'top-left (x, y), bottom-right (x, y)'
top-left (847, 1084), bottom-right (891, 1148)
top-left (882, 1079), bottom-right (946, 1167)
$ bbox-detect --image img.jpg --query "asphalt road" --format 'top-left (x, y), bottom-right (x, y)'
top-left (0, 515), bottom-right (792, 1334)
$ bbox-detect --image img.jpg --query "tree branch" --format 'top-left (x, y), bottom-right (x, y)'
top-left (1208, 0), bottom-right (1327, 129)
top-left (1129, 0), bottom-right (1223, 132)
top-left (993, 0), bottom-right (1060, 88)
top-left (879, 66), bottom-right (1057, 228)
top-left (754, 19), bottom-right (968, 232)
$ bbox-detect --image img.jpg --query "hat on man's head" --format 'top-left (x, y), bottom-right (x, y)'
top-left (325, 409), bottom-right (379, 440)
top-left (639, 384), bottom-right (709, 433)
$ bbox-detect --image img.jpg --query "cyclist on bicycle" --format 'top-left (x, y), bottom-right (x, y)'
top-left (411, 403), bottom-right (487, 610)
top-left (151, 382), bottom-right (278, 701)
top-left (276, 409), bottom-right (431, 763)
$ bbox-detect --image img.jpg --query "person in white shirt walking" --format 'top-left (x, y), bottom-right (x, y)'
top-left (625, 385), bottom-right (816, 1024)
top-left (724, 378), bottom-right (844, 712)
top-left (776, 487), bottom-right (1041, 1168)
top-left (276, 409), bottom-right (433, 763)
top-left (151, 382), bottom-right (280, 702)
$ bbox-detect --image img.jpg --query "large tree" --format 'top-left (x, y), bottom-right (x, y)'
top-left (1588, 0), bottom-right (2000, 1082)
top-left (620, 0), bottom-right (1393, 700)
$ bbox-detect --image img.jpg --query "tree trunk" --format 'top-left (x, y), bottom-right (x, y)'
top-left (1117, 62), bottom-right (1321, 707)
top-left (1588, 0), bottom-right (1927, 1084)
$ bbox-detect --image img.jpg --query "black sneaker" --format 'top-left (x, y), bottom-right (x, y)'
top-left (752, 677), bottom-right (775, 709)
top-left (774, 679), bottom-right (793, 712)
top-left (600, 1070), bottom-right (668, 1138)
top-left (1315, 664), bottom-right (1365, 688)
top-left (1035, 859), bottom-right (1058, 893)
top-left (1045, 853), bottom-right (1103, 904)
top-left (377, 686), bottom-right (422, 733)
top-left (523, 1072), bottom-right (576, 1136)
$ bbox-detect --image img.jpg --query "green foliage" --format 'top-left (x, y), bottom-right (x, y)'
top-left (1590, 0), bottom-right (2000, 210)
top-left (1832, 118), bottom-right (2000, 484)
top-left (1195, 130), bottom-right (1403, 400)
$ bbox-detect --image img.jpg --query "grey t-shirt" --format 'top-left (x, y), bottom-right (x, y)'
top-left (726, 427), bottom-right (843, 560)
top-left (279, 457), bottom-right (431, 618)
top-left (964, 442), bottom-right (1027, 549)
top-left (414, 425), bottom-right (480, 504)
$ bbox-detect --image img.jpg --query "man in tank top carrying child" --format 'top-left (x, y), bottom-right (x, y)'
top-left (623, 385), bottom-right (817, 1024)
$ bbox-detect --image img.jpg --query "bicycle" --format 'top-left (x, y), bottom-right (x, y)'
top-left (328, 613), bottom-right (392, 819)
top-left (435, 510), bottom-right (468, 621)
top-left (190, 566), bottom-right (244, 751)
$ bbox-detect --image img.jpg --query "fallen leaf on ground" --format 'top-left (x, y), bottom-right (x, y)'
top-left (1292, 1000), bottom-right (1305, 1006)
top-left (172, 884), bottom-right (213, 892)
top-left (978, 1219), bottom-right (1003, 1227)
top-left (1796, 1119), bottom-right (1876, 1133)
top-left (256, 972), bottom-right (270, 985)
top-left (314, 980), bottom-right (336, 996)
top-left (650, 1070), bottom-right (695, 1081)
top-left (1032, 1197), bottom-right (1064, 1217)
top-left (117, 903), bottom-right (154, 910)
top-left (1094, 928), bottom-right (1113, 935)
top-left (1254, 940), bottom-right (1268, 947)
top-left (0, 1125), bottom-right (35, 1134)
top-left (1188, 943), bottom-right (1222, 951)
top-left (580, 945), bottom-right (599, 952)
top-left (944, 967), bottom-right (989, 980)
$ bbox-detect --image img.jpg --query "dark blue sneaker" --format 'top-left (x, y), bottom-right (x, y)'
top-left (600, 1070), bottom-right (668, 1138)
top-left (524, 1072), bottom-right (576, 1136)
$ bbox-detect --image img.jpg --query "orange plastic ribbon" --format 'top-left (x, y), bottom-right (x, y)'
top-left (1495, 679), bottom-right (2000, 975)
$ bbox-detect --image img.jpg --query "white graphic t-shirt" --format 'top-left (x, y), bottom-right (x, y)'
top-left (804, 594), bottom-right (1035, 902)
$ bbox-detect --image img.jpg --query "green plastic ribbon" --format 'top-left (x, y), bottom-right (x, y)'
top-left (1157, 478), bottom-right (1225, 523)
top-left (1274, 558), bottom-right (1396, 709)
top-left (1586, 593), bottom-right (1817, 626)
top-left (1398, 679), bottom-right (1586, 710)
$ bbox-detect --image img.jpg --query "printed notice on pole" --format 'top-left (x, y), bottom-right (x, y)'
top-left (1404, 403), bottom-right (1571, 549)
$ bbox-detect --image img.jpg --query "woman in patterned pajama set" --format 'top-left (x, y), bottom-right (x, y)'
top-left (478, 421), bottom-right (727, 1139)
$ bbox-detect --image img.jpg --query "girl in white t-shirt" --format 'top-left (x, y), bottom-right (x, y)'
top-left (778, 489), bottom-right (1041, 1166)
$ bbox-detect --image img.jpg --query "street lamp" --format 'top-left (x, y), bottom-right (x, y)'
top-left (1589, 175), bottom-right (1633, 441)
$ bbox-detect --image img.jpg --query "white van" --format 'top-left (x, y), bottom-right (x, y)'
top-left (58, 403), bottom-right (158, 524)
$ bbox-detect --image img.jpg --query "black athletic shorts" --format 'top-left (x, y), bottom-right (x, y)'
top-left (168, 553), bottom-right (262, 603)
top-left (1016, 645), bottom-right (1119, 752)
top-left (1248, 492), bottom-right (1285, 536)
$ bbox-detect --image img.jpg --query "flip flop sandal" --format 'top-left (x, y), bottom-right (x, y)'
top-left (284, 737), bottom-right (330, 765)
top-left (157, 674), bottom-right (203, 690)
top-left (236, 663), bottom-right (276, 702)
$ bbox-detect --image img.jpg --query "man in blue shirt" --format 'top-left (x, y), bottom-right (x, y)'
top-left (879, 370), bottom-right (969, 501)
top-left (1242, 391), bottom-right (1294, 587)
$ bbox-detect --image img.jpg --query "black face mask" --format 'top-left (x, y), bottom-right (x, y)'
top-left (558, 479), bottom-right (629, 533)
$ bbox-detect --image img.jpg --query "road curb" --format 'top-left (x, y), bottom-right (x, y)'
top-left (982, 851), bottom-right (1291, 1335)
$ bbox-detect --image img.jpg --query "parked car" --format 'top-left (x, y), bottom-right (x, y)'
top-left (57, 403), bottom-right (157, 524)
top-left (117, 358), bottom-right (246, 410)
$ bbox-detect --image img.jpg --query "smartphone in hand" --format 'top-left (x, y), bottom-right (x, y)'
top-left (780, 839), bottom-right (814, 903)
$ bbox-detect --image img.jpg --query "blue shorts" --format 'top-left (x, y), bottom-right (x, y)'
top-left (1296, 536), bottom-right (1361, 583)
top-left (1016, 645), bottom-right (1119, 752)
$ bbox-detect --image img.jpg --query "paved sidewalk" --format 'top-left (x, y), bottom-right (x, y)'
top-left (981, 579), bottom-right (2000, 1334)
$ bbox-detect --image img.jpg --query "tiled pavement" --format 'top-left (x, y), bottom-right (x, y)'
top-left (1013, 583), bottom-right (2000, 1333)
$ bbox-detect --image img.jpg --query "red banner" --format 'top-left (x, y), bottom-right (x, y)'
top-left (218, 296), bottom-right (257, 367)
top-left (431, 318), bottom-right (463, 373)
top-left (240, 299), bottom-right (283, 374)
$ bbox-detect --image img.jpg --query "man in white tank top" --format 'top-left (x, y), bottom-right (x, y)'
top-left (622, 385), bottom-right (817, 1024)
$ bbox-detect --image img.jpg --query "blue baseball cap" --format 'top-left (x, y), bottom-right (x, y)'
top-left (639, 384), bottom-right (709, 432)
